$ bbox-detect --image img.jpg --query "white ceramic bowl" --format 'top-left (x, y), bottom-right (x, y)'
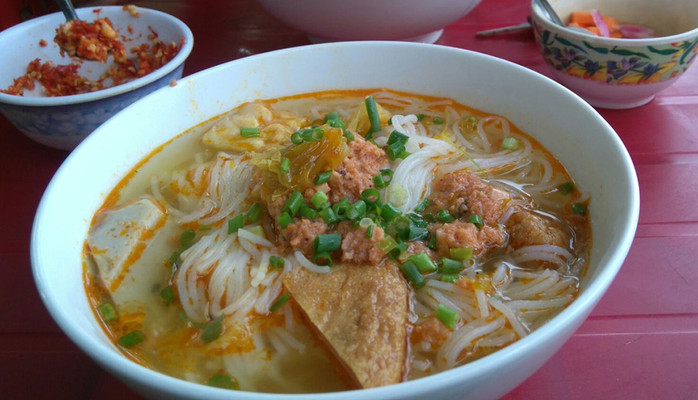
top-left (0, 6), bottom-right (193, 150)
top-left (257, 0), bottom-right (482, 43)
top-left (32, 42), bottom-right (639, 400)
top-left (531, 0), bottom-right (698, 109)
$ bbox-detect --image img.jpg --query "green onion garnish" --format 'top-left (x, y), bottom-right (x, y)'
top-left (436, 303), bottom-right (459, 330)
top-left (365, 96), bottom-right (381, 133)
top-left (386, 141), bottom-right (406, 161)
top-left (405, 226), bottom-right (429, 241)
top-left (558, 182), bottom-right (575, 194)
top-left (414, 198), bottom-right (429, 213)
top-left (180, 229), bottom-right (196, 249)
top-left (361, 188), bottom-right (381, 204)
top-left (270, 256), bottom-right (285, 270)
top-left (440, 257), bottom-right (462, 275)
top-left (118, 330), bottom-right (145, 348)
top-left (344, 130), bottom-right (355, 142)
top-left (279, 157), bottom-right (290, 173)
top-left (314, 170), bottom-right (332, 185)
top-left (299, 204), bottom-right (317, 220)
top-left (417, 113), bottom-right (426, 121)
top-left (314, 233), bottom-right (342, 253)
top-left (366, 224), bottom-right (374, 238)
top-left (436, 209), bottom-right (455, 223)
top-left (433, 117), bottom-right (445, 125)
top-left (277, 212), bottom-right (293, 229)
top-left (290, 131), bottom-right (303, 144)
top-left (347, 200), bottom-right (367, 221)
top-left (440, 274), bottom-right (460, 283)
top-left (409, 252), bottom-right (438, 273)
top-left (201, 315), bottom-right (223, 344)
top-left (381, 203), bottom-right (401, 223)
top-left (283, 190), bottom-right (304, 217)
top-left (310, 191), bottom-right (329, 209)
top-left (428, 234), bottom-right (438, 250)
top-left (328, 118), bottom-right (345, 129)
top-left (449, 247), bottom-right (473, 261)
top-left (572, 203), bottom-right (586, 215)
top-left (207, 374), bottom-right (239, 390)
top-left (314, 252), bottom-right (333, 266)
top-left (400, 260), bottom-right (425, 289)
top-left (468, 214), bottom-right (483, 229)
top-left (501, 137), bottom-right (519, 150)
top-left (245, 203), bottom-right (263, 223)
top-left (160, 286), bottom-right (176, 306)
top-left (240, 127), bottom-right (260, 137)
top-left (97, 303), bottom-right (117, 322)
top-left (387, 130), bottom-right (409, 145)
top-left (332, 198), bottom-right (351, 220)
top-left (325, 111), bottom-right (341, 121)
top-left (270, 293), bottom-right (291, 312)
top-left (389, 241), bottom-right (408, 259)
top-left (319, 207), bottom-right (338, 224)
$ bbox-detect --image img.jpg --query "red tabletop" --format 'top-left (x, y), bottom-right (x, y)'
top-left (2, 1), bottom-right (697, 399)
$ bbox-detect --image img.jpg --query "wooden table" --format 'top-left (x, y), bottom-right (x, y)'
top-left (1, 0), bottom-right (697, 399)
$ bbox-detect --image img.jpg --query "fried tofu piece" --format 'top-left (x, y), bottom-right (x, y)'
top-left (282, 264), bottom-right (409, 389)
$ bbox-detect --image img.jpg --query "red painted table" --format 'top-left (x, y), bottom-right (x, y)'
top-left (2, 0), bottom-right (697, 399)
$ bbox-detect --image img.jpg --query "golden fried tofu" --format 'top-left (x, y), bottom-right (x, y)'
top-left (282, 263), bottom-right (409, 389)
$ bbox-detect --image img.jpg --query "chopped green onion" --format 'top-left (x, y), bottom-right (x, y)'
top-left (313, 252), bottom-right (333, 266)
top-left (387, 130), bottom-right (409, 145)
top-left (180, 229), bottom-right (196, 249)
top-left (558, 182), bottom-right (575, 194)
top-left (344, 130), bottom-right (355, 142)
top-left (201, 315), bottom-right (223, 344)
top-left (240, 127), bottom-right (260, 137)
top-left (440, 274), bottom-right (460, 283)
top-left (417, 113), bottom-right (426, 121)
top-left (386, 141), bottom-right (406, 161)
top-left (409, 252), bottom-right (438, 273)
top-left (436, 209), bottom-right (455, 223)
top-left (378, 235), bottom-right (398, 253)
top-left (450, 247), bottom-right (473, 261)
top-left (332, 198), bottom-right (351, 219)
top-left (290, 131), bottom-right (304, 144)
top-left (160, 286), bottom-right (176, 306)
top-left (269, 256), bottom-right (285, 270)
top-left (314, 170), bottom-right (332, 185)
top-left (440, 257), bottom-right (462, 274)
top-left (501, 137), bottom-right (519, 150)
top-left (414, 198), bottom-right (429, 213)
top-left (310, 190), bottom-right (329, 209)
top-left (245, 203), bottom-right (263, 223)
top-left (572, 203), bottom-right (586, 215)
top-left (428, 234), bottom-right (438, 250)
top-left (283, 190), bottom-right (304, 217)
top-left (97, 303), bottom-right (117, 322)
top-left (373, 174), bottom-right (386, 189)
top-left (277, 212), bottom-right (293, 229)
top-left (361, 188), bottom-right (381, 204)
top-left (397, 150), bottom-right (411, 159)
top-left (118, 330), bottom-right (145, 348)
top-left (299, 204), bottom-right (317, 220)
top-left (468, 214), bottom-right (483, 229)
top-left (319, 207), bottom-right (338, 224)
top-left (227, 215), bottom-right (244, 234)
top-left (347, 200), bottom-right (367, 220)
top-left (365, 96), bottom-right (381, 133)
top-left (328, 118), bottom-right (345, 129)
top-left (433, 117), bottom-right (445, 125)
top-left (279, 157), bottom-right (290, 173)
top-left (366, 224), bottom-right (374, 238)
top-left (207, 374), bottom-right (239, 390)
top-left (389, 241), bottom-right (408, 259)
top-left (381, 203), bottom-right (401, 222)
top-left (423, 213), bottom-right (436, 223)
top-left (436, 303), bottom-right (459, 330)
top-left (379, 169), bottom-right (394, 185)
top-left (400, 260), bottom-right (425, 289)
top-left (407, 212), bottom-right (428, 228)
top-left (247, 225), bottom-right (265, 238)
top-left (359, 217), bottom-right (373, 228)
top-left (270, 293), bottom-right (291, 312)
top-left (325, 111), bottom-right (341, 121)
top-left (314, 233), bottom-right (342, 253)
top-left (301, 127), bottom-right (325, 142)
top-left (405, 226), bottom-right (428, 241)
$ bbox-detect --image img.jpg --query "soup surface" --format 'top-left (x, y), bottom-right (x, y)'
top-left (83, 89), bottom-right (591, 393)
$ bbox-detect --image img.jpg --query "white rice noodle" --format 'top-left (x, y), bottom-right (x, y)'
top-left (508, 244), bottom-right (574, 267)
top-left (504, 269), bottom-right (560, 300)
top-left (474, 330), bottom-right (517, 350)
top-left (238, 228), bottom-right (275, 248)
top-left (438, 318), bottom-right (506, 369)
top-left (267, 326), bottom-right (307, 355)
top-left (293, 251), bottom-right (331, 274)
top-left (475, 289), bottom-right (490, 318)
top-left (488, 297), bottom-right (529, 339)
top-left (507, 295), bottom-right (574, 311)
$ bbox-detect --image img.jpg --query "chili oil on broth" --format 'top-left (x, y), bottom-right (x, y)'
top-left (83, 89), bottom-right (591, 393)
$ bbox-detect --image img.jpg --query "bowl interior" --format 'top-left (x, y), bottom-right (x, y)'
top-left (0, 6), bottom-right (191, 102)
top-left (540, 0), bottom-right (698, 37)
top-left (32, 42), bottom-right (639, 400)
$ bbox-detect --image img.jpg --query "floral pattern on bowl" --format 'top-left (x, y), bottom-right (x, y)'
top-left (532, 22), bottom-right (698, 86)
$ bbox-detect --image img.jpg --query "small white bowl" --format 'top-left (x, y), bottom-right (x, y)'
top-left (32, 42), bottom-right (639, 400)
top-left (257, 0), bottom-right (482, 43)
top-left (531, 0), bottom-right (698, 109)
top-left (0, 6), bottom-right (193, 150)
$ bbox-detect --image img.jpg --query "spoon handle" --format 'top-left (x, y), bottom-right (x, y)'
top-left (55, 0), bottom-right (79, 21)
top-left (535, 0), bottom-right (564, 26)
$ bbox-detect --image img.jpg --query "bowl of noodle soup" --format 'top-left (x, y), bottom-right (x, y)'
top-left (32, 42), bottom-right (639, 400)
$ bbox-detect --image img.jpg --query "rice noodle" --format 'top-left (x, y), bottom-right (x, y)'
top-left (293, 251), bottom-right (330, 274)
top-left (438, 318), bottom-right (506, 369)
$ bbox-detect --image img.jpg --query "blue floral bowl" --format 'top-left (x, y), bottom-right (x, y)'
top-left (0, 6), bottom-right (193, 150)
top-left (531, 0), bottom-right (698, 109)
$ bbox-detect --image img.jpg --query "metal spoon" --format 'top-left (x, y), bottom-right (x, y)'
top-left (534, 0), bottom-right (564, 26)
top-left (55, 0), bottom-right (79, 21)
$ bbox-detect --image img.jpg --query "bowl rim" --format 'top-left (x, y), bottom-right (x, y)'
top-left (31, 41), bottom-right (640, 399)
top-left (530, 0), bottom-right (698, 45)
top-left (0, 5), bottom-right (193, 107)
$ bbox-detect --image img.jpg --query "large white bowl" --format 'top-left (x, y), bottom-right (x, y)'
top-left (31, 42), bottom-right (639, 400)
